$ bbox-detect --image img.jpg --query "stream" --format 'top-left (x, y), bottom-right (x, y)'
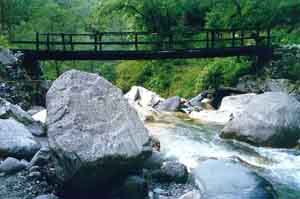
top-left (146, 115), bottom-right (300, 199)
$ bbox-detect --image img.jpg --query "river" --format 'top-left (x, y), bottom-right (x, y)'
top-left (146, 114), bottom-right (300, 199)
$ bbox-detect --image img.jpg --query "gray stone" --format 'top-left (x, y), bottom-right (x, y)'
top-left (178, 190), bottom-right (202, 199)
top-left (0, 118), bottom-right (40, 159)
top-left (46, 70), bottom-right (151, 195)
top-left (34, 194), bottom-right (60, 199)
top-left (29, 147), bottom-right (51, 168)
top-left (0, 157), bottom-right (27, 174)
top-left (0, 97), bottom-right (45, 137)
top-left (193, 159), bottom-right (276, 199)
top-left (0, 49), bottom-right (18, 65)
top-left (125, 86), bottom-right (164, 108)
top-left (122, 176), bottom-right (148, 199)
top-left (222, 92), bottom-right (300, 148)
top-left (28, 171), bottom-right (42, 180)
top-left (143, 151), bottom-right (164, 170)
top-left (187, 91), bottom-right (209, 107)
top-left (156, 96), bottom-right (182, 112)
top-left (151, 161), bottom-right (188, 183)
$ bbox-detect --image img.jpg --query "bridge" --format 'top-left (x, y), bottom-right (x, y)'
top-left (11, 29), bottom-right (273, 60)
top-left (10, 29), bottom-right (273, 78)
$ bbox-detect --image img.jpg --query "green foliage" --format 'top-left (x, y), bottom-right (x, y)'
top-left (287, 63), bottom-right (300, 81)
top-left (0, 35), bottom-right (10, 48)
top-left (115, 58), bottom-right (251, 98)
top-left (1, 0), bottom-right (299, 99)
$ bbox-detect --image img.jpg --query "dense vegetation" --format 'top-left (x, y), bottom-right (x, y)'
top-left (0, 0), bottom-right (299, 97)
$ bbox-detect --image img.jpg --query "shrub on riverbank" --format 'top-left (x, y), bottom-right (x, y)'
top-left (115, 58), bottom-right (251, 98)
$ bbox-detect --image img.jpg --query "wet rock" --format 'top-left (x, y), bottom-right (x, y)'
top-left (28, 171), bottom-right (42, 180)
top-left (0, 157), bottom-right (27, 174)
top-left (143, 151), bottom-right (164, 170)
top-left (28, 148), bottom-right (51, 168)
top-left (122, 176), bottom-right (149, 199)
top-left (178, 190), bottom-right (202, 199)
top-left (34, 194), bottom-right (60, 199)
top-left (193, 159), bottom-right (276, 199)
top-left (150, 136), bottom-right (161, 152)
top-left (222, 92), bottom-right (300, 148)
top-left (151, 161), bottom-right (188, 183)
top-left (46, 70), bottom-right (151, 196)
top-left (156, 96), bottom-right (181, 112)
top-left (0, 118), bottom-right (40, 159)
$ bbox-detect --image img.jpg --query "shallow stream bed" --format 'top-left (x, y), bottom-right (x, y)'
top-left (146, 115), bottom-right (300, 199)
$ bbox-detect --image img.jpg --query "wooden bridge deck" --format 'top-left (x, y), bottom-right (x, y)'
top-left (10, 29), bottom-right (273, 61)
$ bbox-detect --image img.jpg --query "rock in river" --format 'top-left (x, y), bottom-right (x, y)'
top-left (156, 96), bottom-right (182, 112)
top-left (193, 159), bottom-right (276, 199)
top-left (46, 70), bottom-right (151, 197)
top-left (222, 92), bottom-right (300, 148)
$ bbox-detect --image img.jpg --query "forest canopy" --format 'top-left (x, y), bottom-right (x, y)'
top-left (0, 0), bottom-right (299, 97)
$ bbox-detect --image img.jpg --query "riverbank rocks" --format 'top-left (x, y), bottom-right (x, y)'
top-left (125, 86), bottom-right (164, 108)
top-left (189, 94), bottom-right (256, 126)
top-left (193, 159), bottom-right (276, 199)
top-left (0, 97), bottom-right (45, 136)
top-left (125, 86), bottom-right (164, 121)
top-left (0, 157), bottom-right (27, 175)
top-left (46, 70), bottom-right (151, 197)
top-left (0, 119), bottom-right (40, 159)
top-left (222, 92), bottom-right (300, 148)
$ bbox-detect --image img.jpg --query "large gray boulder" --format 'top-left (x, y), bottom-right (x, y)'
top-left (193, 159), bottom-right (276, 199)
top-left (0, 119), bottom-right (40, 159)
top-left (46, 70), bottom-right (151, 196)
top-left (222, 92), bottom-right (300, 148)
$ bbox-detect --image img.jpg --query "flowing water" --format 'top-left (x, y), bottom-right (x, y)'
top-left (146, 115), bottom-right (300, 199)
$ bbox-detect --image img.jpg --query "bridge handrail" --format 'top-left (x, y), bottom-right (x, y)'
top-left (10, 29), bottom-right (272, 52)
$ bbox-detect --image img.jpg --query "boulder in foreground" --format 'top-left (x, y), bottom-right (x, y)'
top-left (46, 70), bottom-right (151, 197)
top-left (193, 159), bottom-right (276, 199)
top-left (222, 92), bottom-right (300, 148)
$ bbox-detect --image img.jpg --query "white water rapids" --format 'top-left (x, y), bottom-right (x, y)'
top-left (146, 116), bottom-right (300, 199)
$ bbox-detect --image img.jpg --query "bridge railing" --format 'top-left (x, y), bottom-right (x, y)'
top-left (10, 29), bottom-right (272, 52)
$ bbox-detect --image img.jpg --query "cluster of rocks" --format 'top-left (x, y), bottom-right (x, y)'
top-left (1, 68), bottom-right (298, 199)
top-left (0, 96), bottom-right (57, 199)
top-left (126, 82), bottom-right (300, 149)
top-left (0, 70), bottom-right (197, 199)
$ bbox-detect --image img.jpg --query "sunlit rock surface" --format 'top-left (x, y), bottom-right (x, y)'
top-left (222, 92), bottom-right (300, 148)
top-left (46, 70), bottom-right (151, 196)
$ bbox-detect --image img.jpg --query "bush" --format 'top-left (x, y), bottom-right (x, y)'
top-left (0, 35), bottom-right (10, 49)
top-left (115, 58), bottom-right (251, 98)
